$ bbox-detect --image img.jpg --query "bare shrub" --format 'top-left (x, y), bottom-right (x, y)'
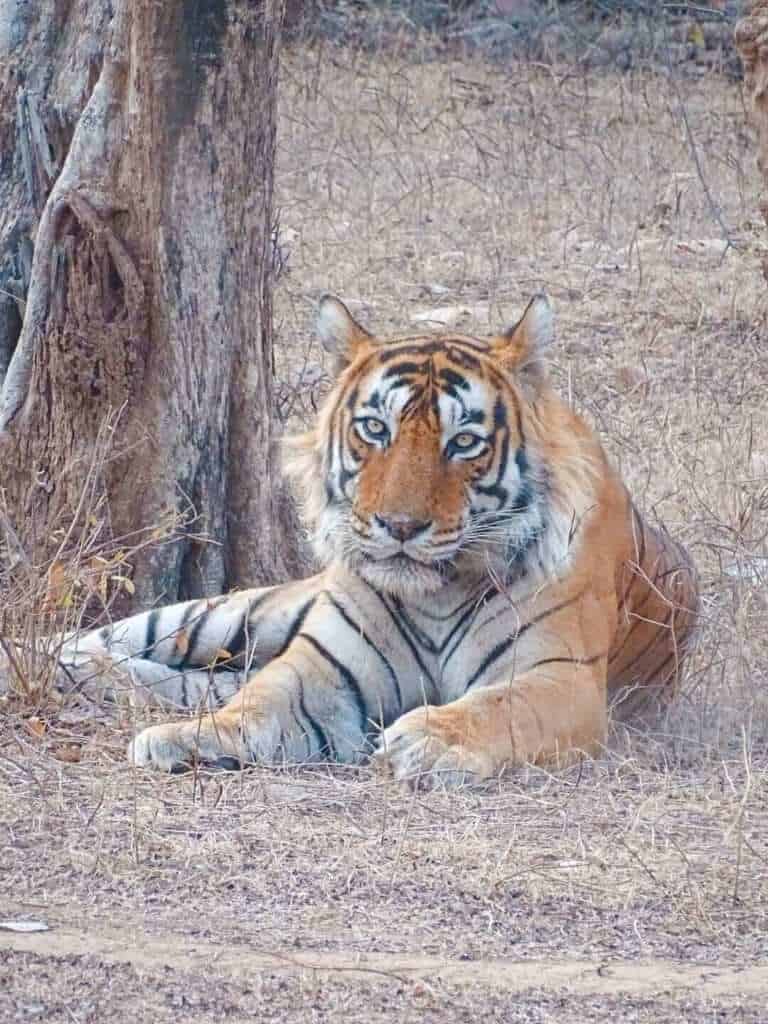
top-left (0, 411), bottom-right (190, 709)
top-left (286, 0), bottom-right (742, 74)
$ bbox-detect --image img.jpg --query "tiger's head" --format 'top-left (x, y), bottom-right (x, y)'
top-left (285, 295), bottom-right (593, 598)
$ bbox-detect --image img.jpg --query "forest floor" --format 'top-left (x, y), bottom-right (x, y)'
top-left (2, 48), bottom-right (768, 1024)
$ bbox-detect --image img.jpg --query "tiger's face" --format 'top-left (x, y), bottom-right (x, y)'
top-left (286, 296), bottom-right (554, 598)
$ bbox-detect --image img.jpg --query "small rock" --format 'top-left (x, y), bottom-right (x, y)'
top-left (0, 919), bottom-right (49, 933)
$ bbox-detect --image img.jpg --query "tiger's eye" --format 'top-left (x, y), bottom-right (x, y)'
top-left (453, 432), bottom-right (478, 449)
top-left (365, 418), bottom-right (386, 436)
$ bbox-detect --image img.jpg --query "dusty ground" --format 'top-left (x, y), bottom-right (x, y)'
top-left (2, 45), bottom-right (768, 1023)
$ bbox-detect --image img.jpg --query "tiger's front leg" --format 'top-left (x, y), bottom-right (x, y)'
top-left (128, 631), bottom-right (374, 772)
top-left (375, 660), bottom-right (608, 788)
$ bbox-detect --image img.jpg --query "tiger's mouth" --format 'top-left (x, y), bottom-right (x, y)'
top-left (361, 548), bottom-right (442, 567)
top-left (355, 548), bottom-right (454, 596)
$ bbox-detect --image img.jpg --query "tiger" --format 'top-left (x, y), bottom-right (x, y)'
top-left (11, 294), bottom-right (699, 786)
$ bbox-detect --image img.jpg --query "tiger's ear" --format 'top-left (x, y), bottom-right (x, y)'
top-left (492, 294), bottom-right (553, 393)
top-left (317, 294), bottom-right (374, 371)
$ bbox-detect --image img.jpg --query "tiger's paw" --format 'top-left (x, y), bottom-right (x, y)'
top-left (374, 706), bottom-right (494, 789)
top-left (128, 715), bottom-right (247, 773)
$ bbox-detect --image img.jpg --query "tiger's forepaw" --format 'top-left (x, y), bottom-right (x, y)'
top-left (128, 716), bottom-right (246, 773)
top-left (374, 706), bottom-right (494, 790)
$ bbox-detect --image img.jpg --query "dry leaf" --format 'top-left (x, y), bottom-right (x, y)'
top-left (111, 574), bottom-right (135, 595)
top-left (674, 238), bottom-right (730, 260)
top-left (44, 560), bottom-right (69, 610)
top-left (175, 629), bottom-right (190, 657)
top-left (688, 22), bottom-right (705, 49)
top-left (52, 744), bottom-right (82, 764)
top-left (25, 717), bottom-right (46, 740)
top-left (214, 648), bottom-right (234, 663)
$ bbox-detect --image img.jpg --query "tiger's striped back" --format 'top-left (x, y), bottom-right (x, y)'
top-left (608, 506), bottom-right (699, 714)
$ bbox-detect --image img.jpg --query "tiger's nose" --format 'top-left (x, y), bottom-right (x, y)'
top-left (374, 514), bottom-right (431, 542)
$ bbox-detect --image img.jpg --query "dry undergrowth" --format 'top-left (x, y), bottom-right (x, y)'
top-left (2, 43), bottom-right (768, 1023)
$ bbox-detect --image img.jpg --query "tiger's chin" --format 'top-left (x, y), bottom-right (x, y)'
top-left (354, 552), bottom-right (452, 599)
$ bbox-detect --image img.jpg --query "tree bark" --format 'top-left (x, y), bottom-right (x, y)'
top-left (0, 0), bottom-right (300, 610)
top-left (736, 2), bottom-right (768, 283)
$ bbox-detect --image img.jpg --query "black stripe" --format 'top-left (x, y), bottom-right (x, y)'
top-left (288, 706), bottom-right (312, 759)
top-left (145, 609), bottom-right (161, 656)
top-left (180, 670), bottom-right (189, 708)
top-left (441, 592), bottom-right (494, 668)
top-left (274, 597), bottom-right (318, 658)
top-left (392, 596), bottom-right (438, 655)
top-left (326, 381), bottom-right (353, 499)
top-left (398, 386), bottom-right (427, 421)
top-left (296, 632), bottom-right (368, 732)
top-left (655, 563), bottom-right (688, 582)
top-left (170, 601), bottom-right (208, 668)
top-left (632, 568), bottom-right (659, 615)
top-left (297, 680), bottom-right (334, 758)
top-left (225, 590), bottom-right (277, 668)
top-left (377, 338), bottom-right (488, 363)
top-left (438, 367), bottom-right (470, 390)
top-left (208, 672), bottom-right (223, 706)
top-left (465, 634), bottom-right (520, 692)
top-left (611, 556), bottom-right (666, 662)
top-left (180, 601), bottom-right (202, 626)
top-left (475, 399), bottom-right (512, 506)
top-left (618, 506), bottom-right (648, 616)
top-left (226, 610), bottom-right (252, 667)
top-left (412, 586), bottom-right (490, 624)
top-left (325, 594), bottom-right (403, 715)
top-left (466, 592), bottom-right (584, 690)
top-left (179, 604), bottom-right (212, 669)
top-left (618, 605), bottom-right (676, 681)
top-left (447, 345), bottom-right (482, 371)
top-left (475, 456), bottom-right (509, 505)
top-left (383, 360), bottom-right (429, 379)
top-left (614, 588), bottom-right (657, 652)
top-left (646, 647), bottom-right (679, 687)
top-left (374, 593), bottom-right (438, 700)
top-left (442, 335), bottom-right (489, 351)
top-left (523, 653), bottom-right (604, 673)
top-left (493, 395), bottom-right (508, 429)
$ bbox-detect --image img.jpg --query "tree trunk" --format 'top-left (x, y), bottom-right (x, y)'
top-left (736, 2), bottom-right (768, 283)
top-left (0, 0), bottom-right (300, 610)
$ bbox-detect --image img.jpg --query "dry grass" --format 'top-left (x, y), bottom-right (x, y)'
top-left (0, 411), bottom-right (191, 718)
top-left (274, 47), bottom-right (768, 757)
top-left (2, 44), bottom-right (768, 1023)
